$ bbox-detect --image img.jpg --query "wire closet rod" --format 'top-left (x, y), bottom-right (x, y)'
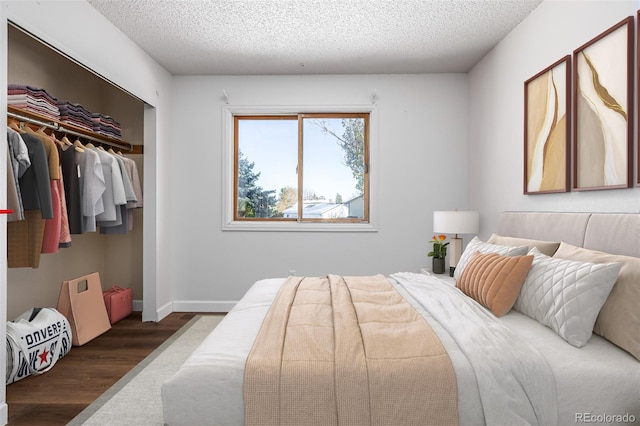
top-left (7, 110), bottom-right (134, 152)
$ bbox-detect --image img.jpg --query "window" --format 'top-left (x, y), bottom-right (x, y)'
top-left (233, 113), bottom-right (369, 224)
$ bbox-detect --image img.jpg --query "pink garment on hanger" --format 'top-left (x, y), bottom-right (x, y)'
top-left (41, 180), bottom-right (61, 254)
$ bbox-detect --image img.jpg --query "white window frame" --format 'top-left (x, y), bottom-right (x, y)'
top-left (222, 105), bottom-right (378, 232)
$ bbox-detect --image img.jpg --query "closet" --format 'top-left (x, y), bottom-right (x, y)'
top-left (6, 23), bottom-right (145, 320)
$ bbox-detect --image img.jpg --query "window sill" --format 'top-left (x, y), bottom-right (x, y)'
top-left (222, 221), bottom-right (378, 233)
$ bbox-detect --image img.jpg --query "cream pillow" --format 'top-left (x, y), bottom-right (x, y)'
top-left (456, 251), bottom-right (533, 317)
top-left (553, 241), bottom-right (640, 361)
top-left (487, 234), bottom-right (560, 257)
top-left (453, 237), bottom-right (528, 280)
top-left (515, 248), bottom-right (621, 348)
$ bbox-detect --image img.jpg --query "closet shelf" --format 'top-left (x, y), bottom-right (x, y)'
top-left (6, 105), bottom-right (143, 154)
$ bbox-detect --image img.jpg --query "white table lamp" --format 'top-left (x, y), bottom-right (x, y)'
top-left (433, 210), bottom-right (480, 276)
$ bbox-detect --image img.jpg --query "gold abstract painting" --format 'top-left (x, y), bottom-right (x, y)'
top-left (573, 17), bottom-right (633, 190)
top-left (524, 56), bottom-right (570, 194)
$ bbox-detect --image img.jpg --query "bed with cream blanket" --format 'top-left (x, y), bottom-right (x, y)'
top-left (162, 212), bottom-right (640, 425)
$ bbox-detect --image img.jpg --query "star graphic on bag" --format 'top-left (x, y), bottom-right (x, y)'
top-left (38, 348), bottom-right (50, 365)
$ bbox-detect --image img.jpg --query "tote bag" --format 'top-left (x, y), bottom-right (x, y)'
top-left (6, 307), bottom-right (72, 384)
top-left (57, 272), bottom-right (111, 346)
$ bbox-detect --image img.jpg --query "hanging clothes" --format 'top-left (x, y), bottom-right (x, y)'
top-left (123, 155), bottom-right (143, 232)
top-left (79, 146), bottom-right (106, 232)
top-left (124, 156), bottom-right (143, 209)
top-left (99, 151), bottom-right (136, 234)
top-left (92, 146), bottom-right (126, 226)
top-left (114, 154), bottom-right (136, 204)
top-left (7, 132), bottom-right (52, 268)
top-left (7, 127), bottom-right (30, 221)
top-left (7, 127), bottom-right (30, 178)
top-left (8, 110), bottom-right (140, 240)
top-left (59, 143), bottom-right (84, 234)
top-left (6, 146), bottom-right (22, 222)
top-left (12, 132), bottom-right (52, 214)
top-left (41, 178), bottom-right (61, 253)
top-left (57, 164), bottom-right (72, 248)
top-left (34, 131), bottom-right (62, 254)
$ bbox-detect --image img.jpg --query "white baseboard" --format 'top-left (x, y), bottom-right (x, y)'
top-left (0, 401), bottom-right (7, 426)
top-left (134, 299), bottom-right (173, 322)
top-left (156, 301), bottom-right (174, 321)
top-left (171, 300), bottom-right (237, 313)
top-left (131, 299), bottom-right (237, 322)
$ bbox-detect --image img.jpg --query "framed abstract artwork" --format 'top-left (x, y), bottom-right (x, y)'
top-left (573, 16), bottom-right (634, 191)
top-left (524, 56), bottom-right (571, 194)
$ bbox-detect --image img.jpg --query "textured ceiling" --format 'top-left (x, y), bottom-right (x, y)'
top-left (87, 0), bottom-right (542, 75)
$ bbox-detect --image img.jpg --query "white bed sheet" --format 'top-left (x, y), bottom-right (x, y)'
top-left (400, 273), bottom-right (640, 425)
top-left (391, 272), bottom-right (556, 425)
top-left (500, 309), bottom-right (640, 425)
top-left (161, 274), bottom-right (640, 426)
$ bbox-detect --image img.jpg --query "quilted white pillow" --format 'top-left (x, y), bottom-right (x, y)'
top-left (514, 248), bottom-right (621, 347)
top-left (453, 237), bottom-right (528, 280)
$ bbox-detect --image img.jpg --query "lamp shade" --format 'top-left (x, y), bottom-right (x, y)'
top-left (433, 211), bottom-right (479, 235)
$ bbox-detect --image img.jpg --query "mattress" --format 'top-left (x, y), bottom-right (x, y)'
top-left (161, 274), bottom-right (640, 426)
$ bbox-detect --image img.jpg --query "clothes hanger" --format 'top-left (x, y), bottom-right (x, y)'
top-left (61, 135), bottom-right (73, 146)
top-left (74, 138), bottom-right (86, 153)
top-left (23, 122), bottom-right (38, 135)
top-left (108, 148), bottom-right (117, 155)
top-left (36, 125), bottom-right (49, 136)
top-left (7, 118), bottom-right (23, 133)
top-left (41, 127), bottom-right (61, 146)
top-left (85, 142), bottom-right (96, 148)
top-left (60, 135), bottom-right (78, 151)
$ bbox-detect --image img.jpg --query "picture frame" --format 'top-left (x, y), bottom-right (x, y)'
top-left (573, 16), bottom-right (634, 191)
top-left (524, 56), bottom-right (571, 194)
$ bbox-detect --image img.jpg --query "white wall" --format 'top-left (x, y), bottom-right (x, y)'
top-left (468, 0), bottom-right (640, 238)
top-left (1, 0), bottom-right (174, 318)
top-left (169, 74), bottom-right (469, 308)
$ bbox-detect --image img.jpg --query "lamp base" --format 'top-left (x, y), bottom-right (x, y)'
top-left (449, 237), bottom-right (463, 273)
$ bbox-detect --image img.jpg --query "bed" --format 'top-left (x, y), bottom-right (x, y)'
top-left (162, 211), bottom-right (640, 425)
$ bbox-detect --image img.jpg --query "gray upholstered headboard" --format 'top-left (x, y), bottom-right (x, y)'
top-left (497, 212), bottom-right (640, 258)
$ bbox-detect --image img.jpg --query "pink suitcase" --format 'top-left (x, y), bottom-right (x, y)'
top-left (102, 285), bottom-right (133, 324)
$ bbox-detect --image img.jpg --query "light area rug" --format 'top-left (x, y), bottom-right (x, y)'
top-left (68, 314), bottom-right (225, 426)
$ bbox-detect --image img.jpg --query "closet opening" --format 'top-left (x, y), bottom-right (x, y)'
top-left (6, 22), bottom-right (145, 321)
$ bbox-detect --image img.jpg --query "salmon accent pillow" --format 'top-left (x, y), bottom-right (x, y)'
top-left (456, 251), bottom-right (534, 317)
top-left (453, 237), bottom-right (528, 280)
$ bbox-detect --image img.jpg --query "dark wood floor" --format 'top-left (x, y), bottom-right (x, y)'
top-left (6, 311), bottom-right (198, 426)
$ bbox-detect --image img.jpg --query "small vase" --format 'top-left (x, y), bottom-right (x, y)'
top-left (432, 257), bottom-right (445, 274)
